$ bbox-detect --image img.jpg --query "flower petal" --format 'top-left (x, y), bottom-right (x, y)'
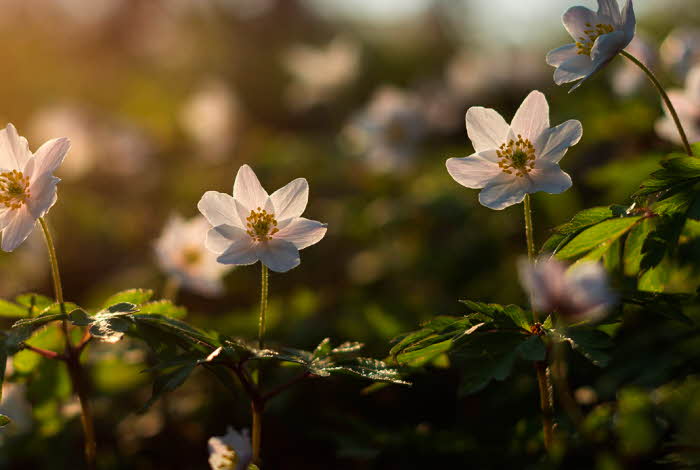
top-left (255, 239), bottom-right (300, 273)
top-left (562, 6), bottom-right (599, 43)
top-left (546, 44), bottom-right (578, 67)
top-left (478, 174), bottom-right (530, 210)
top-left (270, 178), bottom-right (308, 221)
top-left (31, 138), bottom-right (70, 180)
top-left (216, 232), bottom-right (259, 266)
top-left (567, 261), bottom-right (615, 314)
top-left (275, 217), bottom-right (327, 250)
top-left (517, 257), bottom-right (567, 313)
top-left (233, 164), bottom-right (268, 211)
top-left (206, 224), bottom-right (250, 254)
top-left (597, 0), bottom-right (621, 25)
top-left (530, 162), bottom-right (573, 195)
top-left (621, 0), bottom-right (635, 41)
top-left (0, 124), bottom-right (32, 171)
top-left (27, 174), bottom-right (59, 219)
top-left (554, 55), bottom-right (594, 85)
top-left (1, 207), bottom-right (36, 252)
top-left (510, 91), bottom-right (550, 142)
top-left (536, 119), bottom-right (583, 163)
top-left (591, 30), bottom-right (628, 65)
top-left (465, 107), bottom-right (510, 152)
top-left (446, 151), bottom-right (502, 189)
top-left (198, 191), bottom-right (241, 228)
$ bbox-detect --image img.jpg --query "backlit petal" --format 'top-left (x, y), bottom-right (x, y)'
top-left (270, 178), bottom-right (308, 221)
top-left (233, 164), bottom-right (268, 211)
top-left (446, 151), bottom-right (502, 189)
top-left (546, 44), bottom-right (578, 67)
top-left (0, 124), bottom-right (32, 170)
top-left (255, 238), bottom-right (300, 272)
top-left (536, 120), bottom-right (583, 163)
top-left (216, 234), bottom-right (258, 266)
top-left (274, 217), bottom-right (327, 250)
top-left (530, 162), bottom-right (573, 195)
top-left (554, 55), bottom-right (594, 85)
top-left (27, 174), bottom-right (59, 218)
top-left (206, 224), bottom-right (250, 254)
top-left (465, 107), bottom-right (510, 152)
top-left (31, 138), bottom-right (70, 180)
top-left (563, 6), bottom-right (599, 43)
top-left (198, 191), bottom-right (242, 228)
top-left (478, 174), bottom-right (530, 210)
top-left (1, 207), bottom-right (36, 252)
top-left (510, 91), bottom-right (550, 141)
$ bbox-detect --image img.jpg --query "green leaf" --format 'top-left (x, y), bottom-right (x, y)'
top-left (517, 336), bottom-right (546, 361)
top-left (622, 291), bottom-right (694, 324)
top-left (0, 414), bottom-right (10, 427)
top-left (661, 156), bottom-right (700, 177)
top-left (395, 340), bottom-right (453, 367)
top-left (140, 361), bottom-right (198, 412)
top-left (549, 327), bottom-right (612, 367)
top-left (102, 289), bottom-right (154, 308)
top-left (624, 219), bottom-right (652, 276)
top-left (502, 305), bottom-right (533, 331)
top-left (15, 293), bottom-right (53, 312)
top-left (138, 300), bottom-right (186, 319)
top-left (556, 216), bottom-right (642, 259)
top-left (0, 299), bottom-right (29, 318)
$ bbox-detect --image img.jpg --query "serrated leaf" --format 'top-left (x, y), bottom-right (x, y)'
top-left (624, 218), bottom-right (652, 276)
top-left (313, 338), bottom-right (332, 359)
top-left (395, 340), bottom-right (453, 367)
top-left (503, 304), bottom-right (533, 331)
top-left (138, 300), bottom-right (186, 319)
top-left (556, 217), bottom-right (642, 259)
top-left (326, 358), bottom-right (409, 385)
top-left (661, 156), bottom-right (700, 177)
top-left (0, 299), bottom-right (29, 318)
top-left (102, 289), bottom-right (153, 309)
top-left (549, 327), bottom-right (612, 367)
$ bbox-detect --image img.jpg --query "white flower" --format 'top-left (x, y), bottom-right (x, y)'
top-left (208, 426), bottom-right (252, 470)
top-left (660, 27), bottom-right (700, 80)
top-left (446, 91), bottom-right (582, 210)
top-left (154, 214), bottom-right (233, 296)
top-left (198, 165), bottom-right (327, 273)
top-left (0, 124), bottom-right (70, 252)
top-left (518, 257), bottom-right (616, 323)
top-left (344, 86), bottom-right (426, 173)
top-left (284, 36), bottom-right (360, 110)
top-left (547, 0), bottom-right (635, 92)
top-left (655, 65), bottom-right (700, 145)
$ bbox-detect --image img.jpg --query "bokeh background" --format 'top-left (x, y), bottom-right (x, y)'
top-left (1, 0), bottom-right (699, 468)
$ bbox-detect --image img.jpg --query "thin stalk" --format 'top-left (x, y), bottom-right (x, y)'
top-left (258, 264), bottom-right (269, 350)
top-left (522, 197), bottom-right (555, 452)
top-left (621, 50), bottom-right (694, 157)
top-left (252, 263), bottom-right (269, 466)
top-left (39, 217), bottom-right (97, 470)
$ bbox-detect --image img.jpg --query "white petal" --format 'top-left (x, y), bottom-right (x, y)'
top-left (205, 224), bottom-right (250, 254)
top-left (562, 6), bottom-right (599, 43)
top-left (275, 217), bottom-right (327, 250)
top-left (233, 164), bottom-right (268, 211)
top-left (0, 124), bottom-right (32, 171)
top-left (546, 44), bottom-right (578, 67)
top-left (478, 174), bottom-right (530, 210)
top-left (198, 191), bottom-right (241, 228)
top-left (465, 107), bottom-right (510, 152)
top-left (255, 239), bottom-right (300, 273)
top-left (31, 138), bottom-right (70, 181)
top-left (270, 178), bottom-right (308, 221)
top-left (518, 258), bottom-right (567, 313)
top-left (27, 174), bottom-right (59, 219)
top-left (530, 162), bottom-right (573, 195)
top-left (0, 208), bottom-right (13, 231)
top-left (446, 151), bottom-right (502, 189)
top-left (510, 91), bottom-right (550, 142)
top-left (597, 0), bottom-right (621, 25)
top-left (590, 30), bottom-right (628, 65)
top-left (216, 233), bottom-right (259, 266)
top-left (536, 120), bottom-right (583, 163)
top-left (554, 55), bottom-right (595, 85)
top-left (1, 207), bottom-right (36, 252)
top-left (621, 0), bottom-right (635, 41)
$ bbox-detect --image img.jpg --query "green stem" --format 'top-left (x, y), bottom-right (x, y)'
top-left (258, 264), bottom-right (268, 350)
top-left (522, 197), bottom-right (555, 452)
top-left (252, 263), bottom-right (269, 466)
top-left (39, 217), bottom-right (97, 470)
top-left (621, 50), bottom-right (694, 157)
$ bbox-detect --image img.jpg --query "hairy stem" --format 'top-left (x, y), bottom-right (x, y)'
top-left (258, 264), bottom-right (269, 350)
top-left (621, 50), bottom-right (694, 157)
top-left (252, 263), bottom-right (269, 466)
top-left (39, 217), bottom-right (97, 470)
top-left (523, 197), bottom-right (555, 452)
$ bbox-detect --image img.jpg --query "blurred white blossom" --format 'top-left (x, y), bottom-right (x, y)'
top-left (208, 426), bottom-right (253, 470)
top-left (612, 35), bottom-right (656, 97)
top-left (0, 360), bottom-right (33, 442)
top-left (180, 79), bottom-right (241, 163)
top-left (344, 86), bottom-right (426, 173)
top-left (660, 27), bottom-right (700, 81)
top-left (155, 214), bottom-right (233, 297)
top-left (655, 65), bottom-right (700, 145)
top-left (518, 257), bottom-right (616, 323)
top-left (284, 36), bottom-right (360, 110)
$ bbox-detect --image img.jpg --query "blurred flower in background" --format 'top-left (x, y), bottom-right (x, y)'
top-left (154, 214), bottom-right (233, 297)
top-left (0, 360), bottom-right (33, 443)
top-left (283, 36), bottom-right (361, 110)
top-left (660, 27), bottom-right (700, 81)
top-left (344, 86), bottom-right (426, 173)
top-left (612, 35), bottom-right (657, 96)
top-left (655, 65), bottom-right (700, 144)
top-left (208, 426), bottom-right (252, 470)
top-left (180, 78), bottom-right (241, 164)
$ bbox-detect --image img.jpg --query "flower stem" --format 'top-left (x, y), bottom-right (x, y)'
top-left (621, 50), bottom-right (694, 157)
top-left (258, 264), bottom-right (269, 350)
top-left (39, 217), bottom-right (97, 470)
top-left (522, 197), bottom-right (555, 452)
top-left (252, 263), bottom-right (269, 466)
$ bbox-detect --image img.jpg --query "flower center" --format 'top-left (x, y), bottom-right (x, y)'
top-left (214, 445), bottom-right (238, 470)
top-left (0, 170), bottom-right (31, 209)
top-left (246, 207), bottom-right (279, 242)
top-left (576, 23), bottom-right (614, 56)
top-left (181, 246), bottom-right (202, 266)
top-left (496, 135), bottom-right (536, 177)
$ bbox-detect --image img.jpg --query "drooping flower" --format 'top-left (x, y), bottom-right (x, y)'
top-left (208, 427), bottom-right (253, 470)
top-left (198, 165), bottom-right (327, 273)
top-left (0, 124), bottom-right (70, 252)
top-left (344, 86), bottom-right (426, 172)
top-left (655, 65), bottom-right (700, 145)
top-left (547, 0), bottom-right (635, 92)
top-left (518, 257), bottom-right (616, 323)
top-left (446, 91), bottom-right (582, 210)
top-left (154, 214), bottom-right (233, 296)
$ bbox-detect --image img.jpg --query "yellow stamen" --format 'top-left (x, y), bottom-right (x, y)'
top-left (575, 23), bottom-right (614, 56)
top-left (496, 135), bottom-right (536, 178)
top-left (0, 170), bottom-right (30, 209)
top-left (246, 207), bottom-right (279, 242)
